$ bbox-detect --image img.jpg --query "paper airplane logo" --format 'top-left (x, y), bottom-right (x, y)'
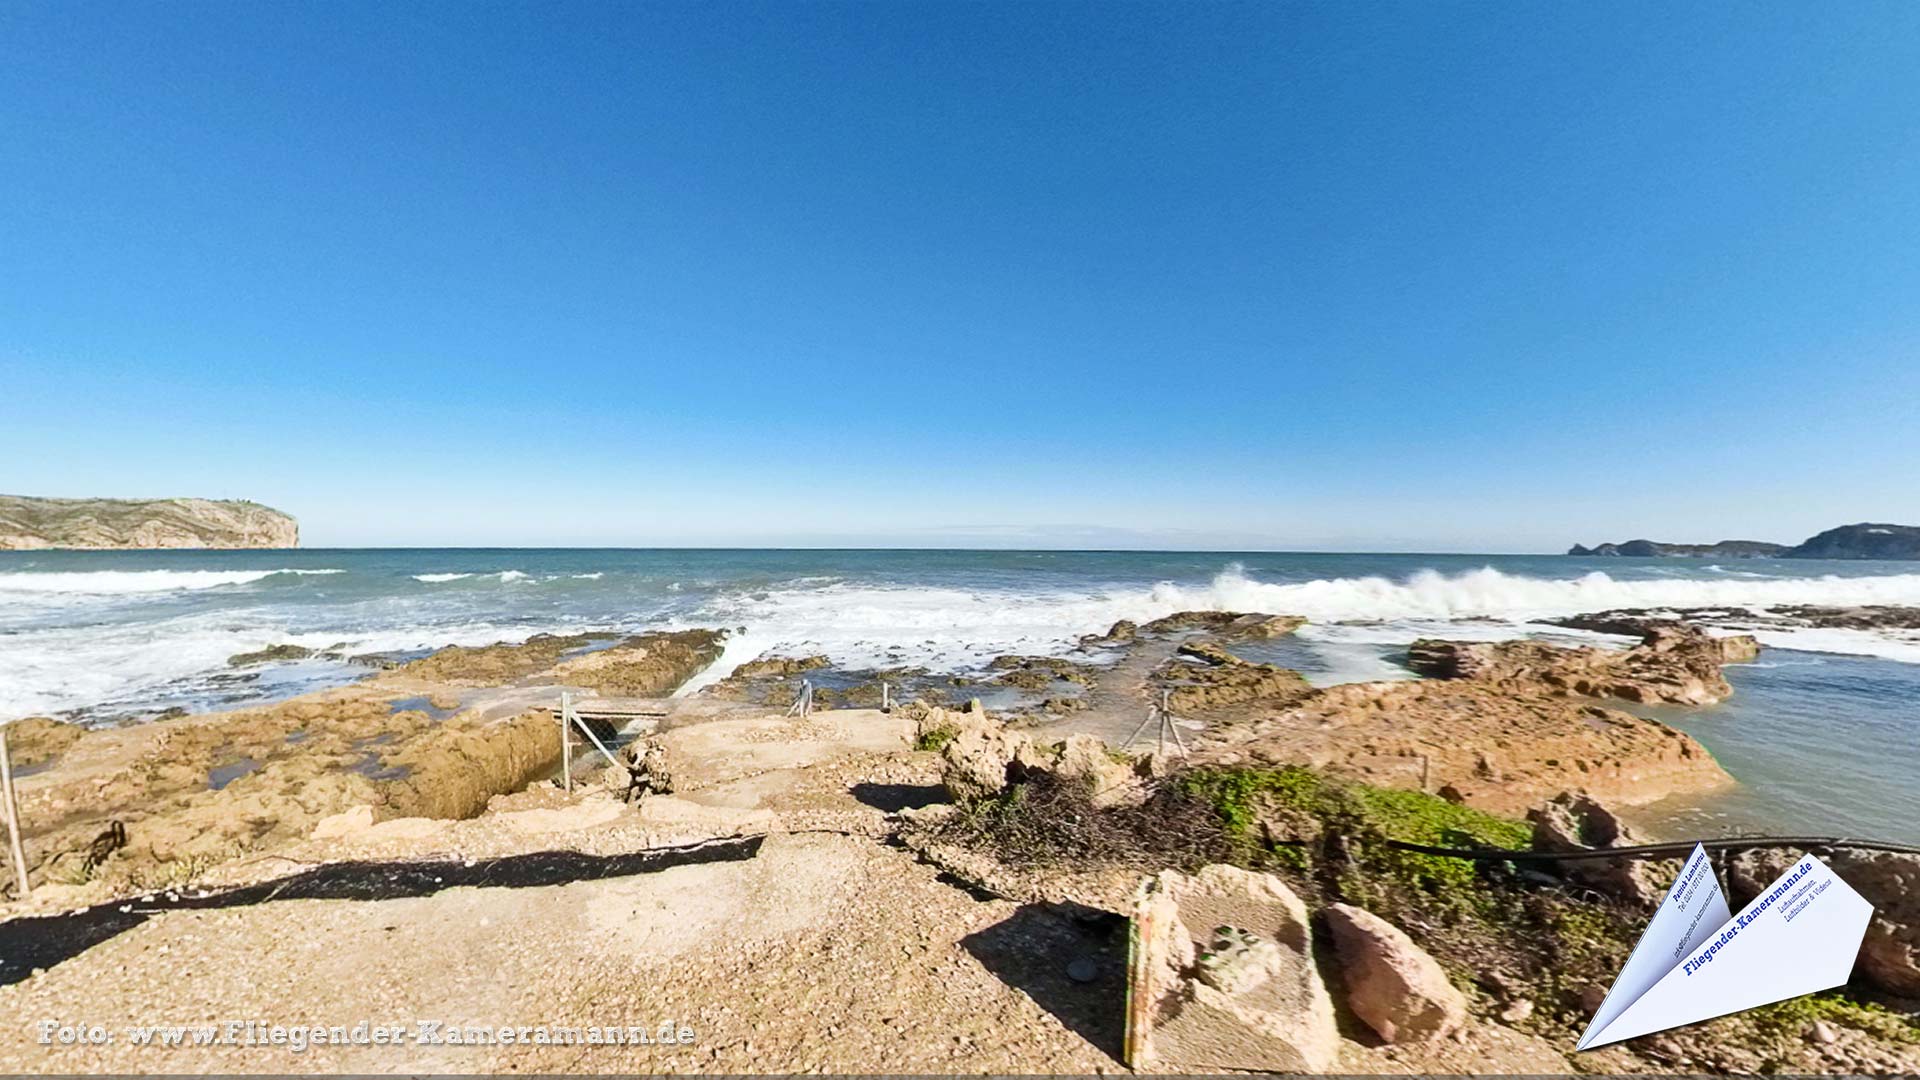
top-left (1578, 845), bottom-right (1873, 1050)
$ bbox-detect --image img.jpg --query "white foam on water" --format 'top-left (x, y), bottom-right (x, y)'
top-left (0, 568), bottom-right (339, 596)
top-left (0, 612), bottom-right (568, 721)
top-left (1139, 565), bottom-right (1920, 623)
top-left (14, 561), bottom-right (1920, 721)
top-left (679, 565), bottom-right (1920, 675)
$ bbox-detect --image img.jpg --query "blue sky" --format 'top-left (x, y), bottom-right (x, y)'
top-left (4, 2), bottom-right (1919, 550)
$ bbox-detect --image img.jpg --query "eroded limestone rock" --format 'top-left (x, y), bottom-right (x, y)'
top-left (1527, 792), bottom-right (1667, 908)
top-left (1322, 902), bottom-right (1468, 1044)
top-left (1128, 864), bottom-right (1339, 1072)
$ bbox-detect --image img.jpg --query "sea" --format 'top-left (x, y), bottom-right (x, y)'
top-left (3, 548), bottom-right (1918, 842)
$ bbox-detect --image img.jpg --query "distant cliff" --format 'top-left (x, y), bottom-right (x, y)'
top-left (1786, 523), bottom-right (1920, 560)
top-left (1569, 522), bottom-right (1920, 560)
top-left (0, 496), bottom-right (299, 550)
top-left (1567, 539), bottom-right (1788, 558)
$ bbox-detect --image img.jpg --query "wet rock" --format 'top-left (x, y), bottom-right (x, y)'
top-left (1323, 902), bottom-right (1468, 1044)
top-left (986, 655), bottom-right (1098, 688)
top-left (227, 643), bottom-right (315, 667)
top-left (1140, 611), bottom-right (1306, 639)
top-left (1407, 622), bottom-right (1755, 706)
top-left (728, 655), bottom-right (830, 679)
top-left (544, 630), bottom-right (729, 696)
top-left (1155, 647), bottom-right (1313, 714)
top-left (1131, 865), bottom-right (1339, 1072)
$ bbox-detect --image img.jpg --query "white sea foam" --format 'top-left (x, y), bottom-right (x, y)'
top-left (1134, 565), bottom-right (1920, 623)
top-left (15, 561), bottom-right (1920, 721)
top-left (680, 566), bottom-right (1920, 675)
top-left (0, 568), bottom-right (339, 596)
top-left (0, 613), bottom-right (563, 721)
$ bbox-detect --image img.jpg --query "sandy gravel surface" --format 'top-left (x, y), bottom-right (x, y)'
top-left (0, 707), bottom-right (1126, 1074)
top-left (0, 831), bottom-right (1124, 1074)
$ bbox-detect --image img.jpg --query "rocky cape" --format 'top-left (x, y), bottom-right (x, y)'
top-left (0, 495), bottom-right (298, 550)
top-left (1569, 522), bottom-right (1920, 560)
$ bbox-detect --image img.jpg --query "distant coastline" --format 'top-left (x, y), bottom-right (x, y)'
top-left (1570, 522), bottom-right (1920, 560)
top-left (0, 495), bottom-right (298, 550)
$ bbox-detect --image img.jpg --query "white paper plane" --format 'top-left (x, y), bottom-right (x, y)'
top-left (1578, 846), bottom-right (1873, 1050)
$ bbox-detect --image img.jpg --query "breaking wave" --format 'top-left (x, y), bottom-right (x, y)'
top-left (1133, 565), bottom-right (1920, 623)
top-left (0, 568), bottom-right (340, 596)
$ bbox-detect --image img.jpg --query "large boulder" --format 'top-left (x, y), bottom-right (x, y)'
top-left (1730, 848), bottom-right (1920, 996)
top-left (1129, 865), bottom-right (1339, 1072)
top-left (1322, 903), bottom-right (1467, 1043)
top-left (1527, 792), bottom-right (1666, 907)
top-left (1053, 733), bottom-right (1144, 808)
top-left (938, 723), bottom-right (1037, 803)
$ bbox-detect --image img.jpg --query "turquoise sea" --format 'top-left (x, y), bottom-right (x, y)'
top-left (3, 548), bottom-right (1919, 841)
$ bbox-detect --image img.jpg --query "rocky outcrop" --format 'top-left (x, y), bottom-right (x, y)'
top-left (227, 644), bottom-right (315, 667)
top-left (986, 655), bottom-right (1098, 690)
top-left (1196, 676), bottom-right (1730, 816)
top-left (0, 495), bottom-right (297, 549)
top-left (1729, 848), bottom-right (1920, 997)
top-left (1140, 611), bottom-right (1307, 639)
top-left (1527, 793), bottom-right (1667, 908)
top-left (1156, 643), bottom-right (1314, 714)
top-left (934, 710), bottom-right (1143, 808)
top-left (1407, 622), bottom-right (1757, 706)
top-left (397, 629), bottom-right (724, 694)
top-left (1, 717), bottom-right (85, 767)
top-left (728, 655), bottom-right (830, 679)
top-left (1322, 903), bottom-right (1468, 1043)
top-left (1129, 865), bottom-right (1340, 1072)
top-left (544, 630), bottom-right (728, 696)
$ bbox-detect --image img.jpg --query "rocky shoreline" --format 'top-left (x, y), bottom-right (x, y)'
top-left (0, 609), bottom-right (1915, 1073)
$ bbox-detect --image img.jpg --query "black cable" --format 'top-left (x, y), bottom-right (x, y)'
top-left (1379, 835), bottom-right (1920, 863)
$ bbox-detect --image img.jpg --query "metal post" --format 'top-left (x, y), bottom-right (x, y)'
top-left (881, 682), bottom-right (890, 713)
top-left (567, 710), bottom-right (625, 770)
top-left (560, 692), bottom-right (573, 792)
top-left (1123, 705), bottom-right (1157, 749)
top-left (0, 727), bottom-right (31, 901)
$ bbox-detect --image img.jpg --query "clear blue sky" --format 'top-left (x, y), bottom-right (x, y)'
top-left (4, 2), bottom-right (1919, 550)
